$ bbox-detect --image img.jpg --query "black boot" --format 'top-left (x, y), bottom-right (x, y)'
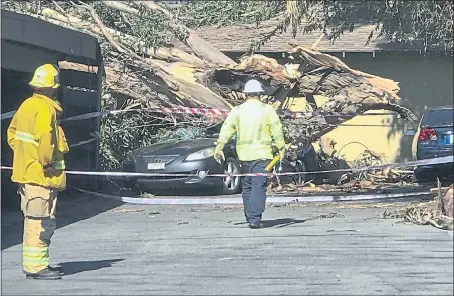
top-left (25, 268), bottom-right (62, 280)
top-left (248, 222), bottom-right (264, 229)
top-left (48, 265), bottom-right (64, 275)
top-left (23, 265), bottom-right (63, 275)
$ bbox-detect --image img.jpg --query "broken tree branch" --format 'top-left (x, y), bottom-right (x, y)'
top-left (132, 0), bottom-right (237, 66)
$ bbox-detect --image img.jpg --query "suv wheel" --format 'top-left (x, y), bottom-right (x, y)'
top-left (221, 157), bottom-right (242, 194)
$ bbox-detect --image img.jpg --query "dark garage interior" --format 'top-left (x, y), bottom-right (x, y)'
top-left (1, 10), bottom-right (103, 210)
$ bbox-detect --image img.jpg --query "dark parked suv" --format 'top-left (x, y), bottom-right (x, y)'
top-left (407, 105), bottom-right (453, 183)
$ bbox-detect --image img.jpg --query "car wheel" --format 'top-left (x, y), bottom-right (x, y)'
top-left (221, 157), bottom-right (242, 195)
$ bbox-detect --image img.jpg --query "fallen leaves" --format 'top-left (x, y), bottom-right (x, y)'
top-left (140, 193), bottom-right (156, 198)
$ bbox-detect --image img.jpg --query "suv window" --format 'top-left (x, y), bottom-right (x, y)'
top-left (421, 108), bottom-right (454, 127)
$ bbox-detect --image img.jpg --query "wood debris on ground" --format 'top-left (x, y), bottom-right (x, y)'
top-left (108, 208), bottom-right (145, 213)
top-left (381, 182), bottom-right (454, 230)
top-left (268, 143), bottom-right (417, 194)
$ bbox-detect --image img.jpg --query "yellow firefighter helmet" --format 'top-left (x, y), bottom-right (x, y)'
top-left (29, 64), bottom-right (60, 89)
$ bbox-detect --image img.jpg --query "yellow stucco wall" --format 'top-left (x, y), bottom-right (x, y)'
top-left (286, 96), bottom-right (404, 163)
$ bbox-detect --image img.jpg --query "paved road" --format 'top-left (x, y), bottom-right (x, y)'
top-left (1, 196), bottom-right (453, 295)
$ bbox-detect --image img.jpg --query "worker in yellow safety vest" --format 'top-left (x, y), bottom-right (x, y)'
top-left (214, 79), bottom-right (286, 229)
top-left (7, 64), bottom-right (69, 280)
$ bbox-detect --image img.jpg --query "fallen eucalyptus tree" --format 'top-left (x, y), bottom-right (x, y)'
top-left (2, 0), bottom-right (417, 166)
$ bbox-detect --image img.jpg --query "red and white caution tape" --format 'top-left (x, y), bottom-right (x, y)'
top-left (1, 107), bottom-right (231, 121)
top-left (1, 156), bottom-right (452, 178)
top-left (155, 107), bottom-right (230, 115)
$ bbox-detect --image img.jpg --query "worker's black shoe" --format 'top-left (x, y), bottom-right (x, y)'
top-left (48, 265), bottom-right (64, 275)
top-left (248, 222), bottom-right (264, 229)
top-left (24, 265), bottom-right (63, 275)
top-left (25, 268), bottom-right (62, 280)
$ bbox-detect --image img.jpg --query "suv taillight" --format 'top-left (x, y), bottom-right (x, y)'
top-left (418, 128), bottom-right (437, 141)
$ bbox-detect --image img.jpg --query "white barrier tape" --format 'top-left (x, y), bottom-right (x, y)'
top-left (1, 106), bottom-right (400, 121)
top-left (72, 187), bottom-right (432, 205)
top-left (62, 111), bottom-right (111, 121)
top-left (1, 155), bottom-right (452, 178)
top-left (1, 110), bottom-right (17, 120)
top-left (69, 137), bottom-right (99, 148)
top-left (1, 107), bottom-right (230, 121)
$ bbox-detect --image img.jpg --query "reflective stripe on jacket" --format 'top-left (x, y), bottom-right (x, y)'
top-left (54, 126), bottom-right (69, 171)
top-left (7, 94), bottom-right (68, 189)
top-left (217, 99), bottom-right (286, 161)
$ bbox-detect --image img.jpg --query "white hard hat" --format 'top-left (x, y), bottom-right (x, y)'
top-left (243, 79), bottom-right (264, 94)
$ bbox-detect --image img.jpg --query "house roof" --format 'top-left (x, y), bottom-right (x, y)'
top-left (171, 19), bottom-right (435, 53)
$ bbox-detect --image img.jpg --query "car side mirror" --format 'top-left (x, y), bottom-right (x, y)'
top-left (405, 129), bottom-right (416, 136)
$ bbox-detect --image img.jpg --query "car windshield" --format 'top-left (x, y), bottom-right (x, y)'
top-left (161, 124), bottom-right (223, 141)
top-left (162, 127), bottom-right (206, 140)
top-left (421, 108), bottom-right (454, 127)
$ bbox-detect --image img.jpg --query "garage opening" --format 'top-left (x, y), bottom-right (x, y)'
top-left (1, 10), bottom-right (103, 210)
top-left (1, 69), bottom-right (33, 209)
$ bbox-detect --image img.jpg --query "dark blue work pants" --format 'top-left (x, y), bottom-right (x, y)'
top-left (240, 159), bottom-right (270, 224)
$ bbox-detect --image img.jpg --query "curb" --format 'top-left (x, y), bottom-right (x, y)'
top-left (77, 189), bottom-right (432, 205)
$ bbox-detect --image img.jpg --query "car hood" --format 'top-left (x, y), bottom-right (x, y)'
top-left (130, 138), bottom-right (217, 157)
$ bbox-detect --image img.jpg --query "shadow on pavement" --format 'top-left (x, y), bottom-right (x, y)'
top-left (261, 218), bottom-right (308, 228)
top-left (234, 217), bottom-right (308, 228)
top-left (1, 186), bottom-right (124, 251)
top-left (58, 259), bottom-right (124, 276)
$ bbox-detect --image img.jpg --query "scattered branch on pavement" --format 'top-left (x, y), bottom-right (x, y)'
top-left (381, 183), bottom-right (454, 230)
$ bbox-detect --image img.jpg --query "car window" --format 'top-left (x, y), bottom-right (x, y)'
top-left (421, 108), bottom-right (454, 126)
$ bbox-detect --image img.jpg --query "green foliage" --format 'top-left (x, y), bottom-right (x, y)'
top-left (175, 0), bottom-right (284, 28)
top-left (99, 114), bottom-right (153, 170)
top-left (177, 0), bottom-right (453, 52)
top-left (318, 0), bottom-right (454, 51)
top-left (93, 2), bottom-right (175, 49)
top-left (98, 94), bottom-right (159, 170)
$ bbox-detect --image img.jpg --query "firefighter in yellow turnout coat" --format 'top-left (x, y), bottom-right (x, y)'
top-left (7, 64), bottom-right (69, 280)
top-left (214, 79), bottom-right (286, 229)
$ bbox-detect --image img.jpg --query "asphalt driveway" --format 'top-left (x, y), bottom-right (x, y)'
top-left (1, 197), bottom-right (453, 295)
